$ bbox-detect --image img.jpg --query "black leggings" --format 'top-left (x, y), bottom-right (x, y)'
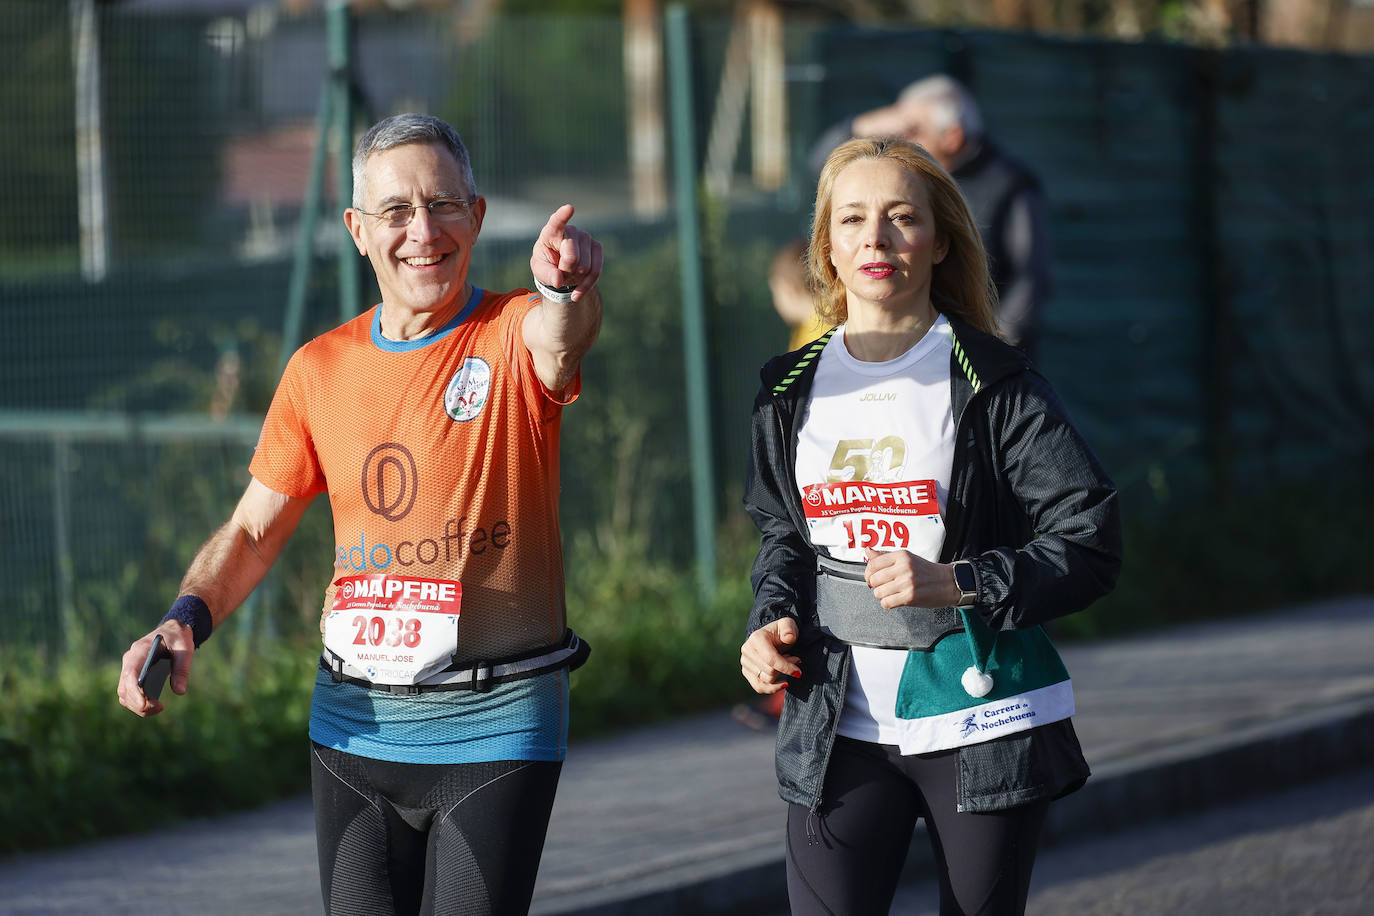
top-left (786, 736), bottom-right (1048, 916)
top-left (310, 742), bottom-right (562, 916)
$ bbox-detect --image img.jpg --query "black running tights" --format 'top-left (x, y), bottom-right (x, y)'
top-left (785, 736), bottom-right (1048, 916)
top-left (311, 742), bottom-right (562, 916)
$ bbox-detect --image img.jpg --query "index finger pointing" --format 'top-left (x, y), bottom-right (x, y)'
top-left (540, 203), bottom-right (576, 247)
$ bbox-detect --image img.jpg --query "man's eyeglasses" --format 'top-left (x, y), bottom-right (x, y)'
top-left (355, 199), bottom-right (472, 228)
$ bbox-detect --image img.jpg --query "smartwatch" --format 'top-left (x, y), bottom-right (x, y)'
top-left (952, 560), bottom-right (978, 608)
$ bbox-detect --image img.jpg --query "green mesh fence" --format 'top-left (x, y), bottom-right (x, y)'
top-left (813, 26), bottom-right (1374, 502)
top-left (3, 5), bottom-right (1371, 660)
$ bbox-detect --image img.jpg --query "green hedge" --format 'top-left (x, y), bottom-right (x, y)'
top-left (1054, 456), bottom-right (1374, 640)
top-left (0, 642), bottom-right (314, 854)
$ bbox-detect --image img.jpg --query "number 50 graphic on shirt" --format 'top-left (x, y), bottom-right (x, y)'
top-left (828, 437), bottom-right (907, 483)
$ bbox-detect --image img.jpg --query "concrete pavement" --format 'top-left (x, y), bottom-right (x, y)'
top-left (1, 595), bottom-right (1371, 916)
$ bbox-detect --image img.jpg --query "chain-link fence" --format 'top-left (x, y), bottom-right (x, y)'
top-left (4, 3), bottom-right (1372, 660)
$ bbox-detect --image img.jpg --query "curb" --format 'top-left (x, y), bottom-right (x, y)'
top-left (1046, 694), bottom-right (1374, 841)
top-left (535, 695), bottom-right (1374, 916)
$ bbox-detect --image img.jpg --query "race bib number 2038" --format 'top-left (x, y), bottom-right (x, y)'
top-left (323, 575), bottom-right (461, 685)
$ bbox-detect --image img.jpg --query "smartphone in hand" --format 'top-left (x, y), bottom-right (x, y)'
top-left (137, 634), bottom-right (173, 702)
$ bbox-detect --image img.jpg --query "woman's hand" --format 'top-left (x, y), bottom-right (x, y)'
top-left (864, 548), bottom-right (961, 609)
top-left (740, 618), bottom-right (802, 695)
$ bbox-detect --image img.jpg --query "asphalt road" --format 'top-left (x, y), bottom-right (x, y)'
top-left (5, 768), bottom-right (1370, 916)
top-left (879, 765), bottom-right (1374, 916)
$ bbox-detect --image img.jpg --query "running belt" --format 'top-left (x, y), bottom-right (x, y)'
top-left (816, 554), bottom-right (962, 650)
top-left (320, 628), bottom-right (590, 696)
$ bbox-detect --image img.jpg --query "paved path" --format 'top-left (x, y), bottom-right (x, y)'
top-left (886, 766), bottom-right (1374, 916)
top-left (1, 596), bottom-right (1371, 915)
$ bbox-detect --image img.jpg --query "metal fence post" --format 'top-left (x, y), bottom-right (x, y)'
top-left (52, 437), bottom-right (79, 655)
top-left (279, 84), bottom-right (331, 380)
top-left (328, 1), bottom-right (358, 320)
top-left (280, 2), bottom-right (358, 377)
top-left (665, 5), bottom-right (717, 600)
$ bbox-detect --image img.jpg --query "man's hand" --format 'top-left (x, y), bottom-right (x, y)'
top-left (116, 622), bottom-right (196, 717)
top-left (530, 204), bottom-right (603, 302)
top-left (851, 103), bottom-right (916, 142)
top-left (524, 203), bottom-right (604, 392)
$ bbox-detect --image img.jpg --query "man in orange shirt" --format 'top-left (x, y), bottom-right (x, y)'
top-left (117, 114), bottom-right (603, 915)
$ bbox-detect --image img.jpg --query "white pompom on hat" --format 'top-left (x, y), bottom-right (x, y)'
top-left (958, 606), bottom-right (997, 698)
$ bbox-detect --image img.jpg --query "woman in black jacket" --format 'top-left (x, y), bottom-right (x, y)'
top-left (740, 137), bottom-right (1121, 915)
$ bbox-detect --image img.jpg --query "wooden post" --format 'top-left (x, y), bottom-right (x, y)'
top-left (750, 1), bottom-right (787, 191)
top-left (70, 0), bottom-right (110, 282)
top-left (624, 0), bottom-right (668, 218)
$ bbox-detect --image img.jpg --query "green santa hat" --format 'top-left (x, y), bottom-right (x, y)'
top-left (895, 608), bottom-right (1071, 722)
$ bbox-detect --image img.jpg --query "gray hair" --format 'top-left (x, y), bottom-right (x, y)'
top-left (897, 75), bottom-right (984, 141)
top-left (351, 113), bottom-right (476, 208)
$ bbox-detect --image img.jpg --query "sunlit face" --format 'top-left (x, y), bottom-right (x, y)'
top-left (827, 156), bottom-right (947, 318)
top-left (344, 142), bottom-right (486, 317)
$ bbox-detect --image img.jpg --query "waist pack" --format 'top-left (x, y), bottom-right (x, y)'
top-left (815, 554), bottom-right (962, 650)
top-left (321, 628), bottom-right (590, 696)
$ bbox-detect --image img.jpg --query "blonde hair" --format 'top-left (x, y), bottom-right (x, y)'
top-left (806, 137), bottom-right (999, 335)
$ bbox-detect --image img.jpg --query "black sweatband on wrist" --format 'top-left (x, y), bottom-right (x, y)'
top-left (161, 595), bottom-right (213, 648)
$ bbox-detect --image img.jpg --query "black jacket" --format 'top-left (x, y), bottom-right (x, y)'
top-left (743, 317), bottom-right (1121, 813)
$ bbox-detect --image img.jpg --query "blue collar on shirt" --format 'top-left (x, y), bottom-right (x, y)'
top-left (370, 286), bottom-right (486, 352)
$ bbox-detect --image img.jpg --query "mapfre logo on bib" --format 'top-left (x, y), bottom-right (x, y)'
top-left (445, 357), bottom-right (491, 422)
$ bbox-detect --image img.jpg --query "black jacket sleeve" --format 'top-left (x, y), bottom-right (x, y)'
top-left (972, 371), bottom-right (1122, 630)
top-left (742, 386), bottom-right (816, 636)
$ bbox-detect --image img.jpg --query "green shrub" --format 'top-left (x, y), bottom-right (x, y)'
top-left (1054, 458), bottom-right (1374, 640)
top-left (567, 510), bottom-right (759, 736)
top-left (0, 641), bottom-right (314, 854)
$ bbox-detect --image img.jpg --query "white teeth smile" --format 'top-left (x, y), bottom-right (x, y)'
top-left (403, 255), bottom-right (443, 266)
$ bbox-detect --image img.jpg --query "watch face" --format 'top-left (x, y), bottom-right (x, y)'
top-left (954, 562), bottom-right (976, 592)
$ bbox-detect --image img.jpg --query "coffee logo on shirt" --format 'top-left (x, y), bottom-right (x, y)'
top-left (361, 443), bottom-right (418, 522)
top-left (445, 357), bottom-right (491, 422)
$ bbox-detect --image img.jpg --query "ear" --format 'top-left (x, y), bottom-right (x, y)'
top-left (469, 195), bottom-right (487, 241)
top-left (343, 209), bottom-right (368, 256)
top-left (933, 234), bottom-right (949, 265)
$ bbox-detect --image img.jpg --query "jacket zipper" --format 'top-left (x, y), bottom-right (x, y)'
top-left (770, 371), bottom-right (842, 829)
top-left (806, 644), bottom-right (850, 842)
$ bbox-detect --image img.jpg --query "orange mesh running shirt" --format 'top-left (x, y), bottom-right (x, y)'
top-left (251, 287), bottom-right (575, 666)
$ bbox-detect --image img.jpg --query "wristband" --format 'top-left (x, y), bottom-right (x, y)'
top-left (161, 595), bottom-right (213, 648)
top-left (533, 277), bottom-right (576, 304)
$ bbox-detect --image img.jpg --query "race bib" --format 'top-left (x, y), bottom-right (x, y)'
top-left (802, 478), bottom-right (945, 562)
top-left (323, 575), bottom-right (461, 685)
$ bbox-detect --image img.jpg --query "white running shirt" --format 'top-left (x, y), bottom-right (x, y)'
top-left (794, 316), bottom-right (955, 744)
